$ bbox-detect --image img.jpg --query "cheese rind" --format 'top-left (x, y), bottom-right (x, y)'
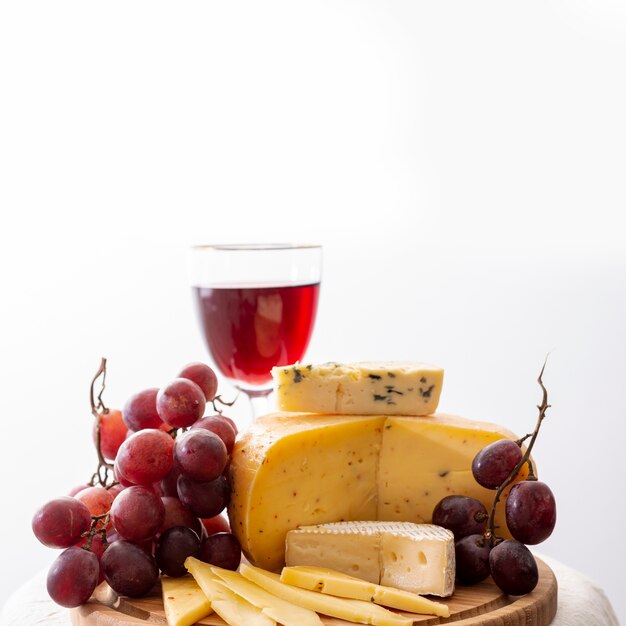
top-left (185, 557), bottom-right (276, 626)
top-left (273, 361), bottom-right (444, 416)
top-left (286, 522), bottom-right (455, 597)
top-left (161, 576), bottom-right (213, 626)
top-left (240, 564), bottom-right (413, 626)
top-left (228, 412), bottom-right (526, 571)
top-left (280, 566), bottom-right (450, 617)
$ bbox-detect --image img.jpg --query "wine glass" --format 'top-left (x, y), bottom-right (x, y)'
top-left (188, 244), bottom-right (322, 424)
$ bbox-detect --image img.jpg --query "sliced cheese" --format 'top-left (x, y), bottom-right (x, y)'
top-left (273, 361), bottom-right (443, 416)
top-left (161, 576), bottom-right (212, 626)
top-left (185, 557), bottom-right (276, 626)
top-left (228, 412), bottom-right (526, 571)
top-left (286, 522), bottom-right (454, 597)
top-left (210, 566), bottom-right (323, 626)
top-left (240, 564), bottom-right (412, 626)
top-left (280, 566), bottom-right (449, 617)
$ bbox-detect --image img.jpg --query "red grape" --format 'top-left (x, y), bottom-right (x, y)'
top-left (157, 378), bottom-right (206, 428)
top-left (75, 486), bottom-right (113, 530)
top-left (178, 363), bottom-right (218, 401)
top-left (174, 429), bottom-right (227, 482)
top-left (93, 409), bottom-right (128, 461)
top-left (68, 484), bottom-right (89, 496)
top-left (47, 547), bottom-right (99, 607)
top-left (114, 463), bottom-right (133, 487)
top-left (32, 497), bottom-right (92, 549)
top-left (191, 415), bottom-right (236, 453)
top-left (123, 388), bottom-right (164, 431)
top-left (472, 439), bottom-right (523, 489)
top-left (489, 540), bottom-right (538, 595)
top-left (155, 526), bottom-right (201, 577)
top-left (454, 534), bottom-right (492, 584)
top-left (75, 532), bottom-right (106, 583)
top-left (161, 496), bottom-right (203, 537)
top-left (198, 532), bottom-right (241, 571)
top-left (115, 429), bottom-right (174, 486)
top-left (432, 496), bottom-right (488, 539)
top-left (101, 540), bottom-right (159, 598)
top-left (110, 486), bottom-right (165, 542)
top-left (201, 515), bottom-right (231, 536)
top-left (506, 481), bottom-right (556, 544)
top-left (220, 415), bottom-right (238, 436)
top-left (107, 483), bottom-right (125, 499)
top-left (177, 474), bottom-right (230, 518)
top-left (161, 465), bottom-right (182, 498)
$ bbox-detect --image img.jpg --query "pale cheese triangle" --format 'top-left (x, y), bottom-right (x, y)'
top-left (280, 566), bottom-right (449, 618)
top-left (240, 564), bottom-right (412, 626)
top-left (185, 557), bottom-right (275, 626)
top-left (210, 566), bottom-right (323, 626)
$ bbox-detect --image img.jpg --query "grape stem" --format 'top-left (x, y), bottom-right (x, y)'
top-left (484, 357), bottom-right (551, 546)
top-left (81, 513), bottom-right (110, 552)
top-left (212, 394), bottom-right (238, 414)
top-left (89, 358), bottom-right (115, 488)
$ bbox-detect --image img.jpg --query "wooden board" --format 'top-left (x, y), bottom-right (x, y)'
top-left (71, 558), bottom-right (557, 626)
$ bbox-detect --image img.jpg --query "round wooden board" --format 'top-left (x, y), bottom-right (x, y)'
top-left (71, 558), bottom-right (557, 626)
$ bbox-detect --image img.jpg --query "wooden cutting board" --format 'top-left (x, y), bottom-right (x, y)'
top-left (71, 557), bottom-right (557, 626)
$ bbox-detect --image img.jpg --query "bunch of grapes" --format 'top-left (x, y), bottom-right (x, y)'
top-left (32, 361), bottom-right (242, 608)
top-left (433, 365), bottom-right (556, 596)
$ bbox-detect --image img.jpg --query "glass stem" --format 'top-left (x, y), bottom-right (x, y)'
top-left (239, 387), bottom-right (272, 424)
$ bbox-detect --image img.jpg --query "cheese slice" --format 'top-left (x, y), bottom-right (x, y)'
top-left (240, 564), bottom-right (413, 626)
top-left (228, 412), bottom-right (526, 571)
top-left (272, 361), bottom-right (443, 416)
top-left (184, 557), bottom-right (276, 626)
top-left (161, 576), bottom-right (213, 626)
top-left (280, 566), bottom-right (450, 617)
top-left (286, 522), bottom-right (454, 597)
top-left (210, 566), bottom-right (323, 626)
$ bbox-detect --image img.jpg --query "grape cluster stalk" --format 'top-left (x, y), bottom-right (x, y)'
top-left (32, 358), bottom-right (242, 608)
top-left (433, 358), bottom-right (557, 596)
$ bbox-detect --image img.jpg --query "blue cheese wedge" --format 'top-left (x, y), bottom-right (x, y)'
top-left (285, 521), bottom-right (455, 597)
top-left (272, 361), bottom-right (444, 416)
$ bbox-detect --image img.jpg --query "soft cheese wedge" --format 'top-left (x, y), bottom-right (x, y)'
top-left (185, 557), bottom-right (276, 626)
top-left (161, 576), bottom-right (213, 626)
top-left (228, 412), bottom-right (526, 571)
top-left (286, 522), bottom-right (455, 597)
top-left (281, 566), bottom-right (450, 617)
top-left (240, 564), bottom-right (413, 626)
top-left (273, 361), bottom-right (444, 416)
top-left (210, 566), bottom-right (323, 626)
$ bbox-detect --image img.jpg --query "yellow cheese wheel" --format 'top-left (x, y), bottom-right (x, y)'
top-left (228, 412), bottom-right (527, 571)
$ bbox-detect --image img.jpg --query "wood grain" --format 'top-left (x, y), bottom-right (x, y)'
top-left (71, 557), bottom-right (557, 626)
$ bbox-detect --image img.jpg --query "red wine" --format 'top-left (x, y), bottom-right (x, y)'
top-left (194, 283), bottom-right (320, 386)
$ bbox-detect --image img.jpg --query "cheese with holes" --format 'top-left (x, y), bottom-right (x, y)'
top-left (280, 566), bottom-right (450, 617)
top-left (228, 412), bottom-right (526, 571)
top-left (161, 576), bottom-right (212, 626)
top-left (272, 361), bottom-right (444, 416)
top-left (185, 557), bottom-right (276, 626)
top-left (285, 522), bottom-right (454, 597)
top-left (210, 566), bottom-right (323, 626)
top-left (240, 564), bottom-right (413, 626)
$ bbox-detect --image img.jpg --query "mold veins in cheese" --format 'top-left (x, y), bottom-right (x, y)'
top-left (228, 412), bottom-right (528, 571)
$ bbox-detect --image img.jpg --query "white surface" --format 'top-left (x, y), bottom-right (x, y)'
top-left (0, 1), bottom-right (625, 624)
top-left (0, 557), bottom-right (619, 626)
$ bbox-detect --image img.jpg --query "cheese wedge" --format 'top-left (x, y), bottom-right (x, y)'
top-left (161, 576), bottom-right (213, 626)
top-left (280, 566), bottom-right (450, 617)
top-left (286, 522), bottom-right (455, 597)
top-left (240, 564), bottom-right (413, 626)
top-left (210, 566), bottom-right (323, 626)
top-left (273, 361), bottom-right (443, 416)
top-left (185, 557), bottom-right (276, 626)
top-left (228, 412), bottom-right (526, 571)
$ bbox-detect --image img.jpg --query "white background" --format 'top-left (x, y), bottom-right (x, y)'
top-left (1, 0), bottom-right (625, 622)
